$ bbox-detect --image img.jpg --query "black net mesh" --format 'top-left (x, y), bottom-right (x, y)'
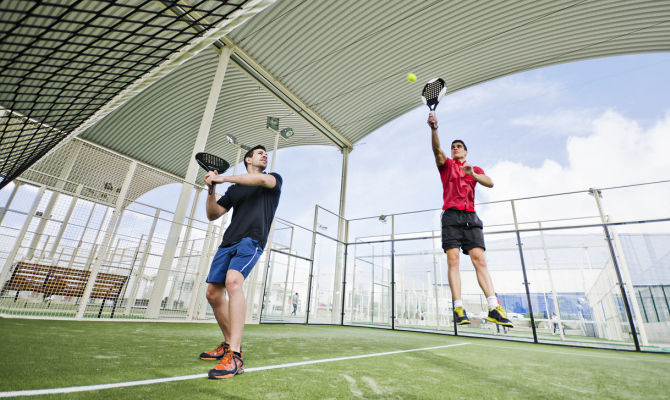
top-left (0, 0), bottom-right (245, 189)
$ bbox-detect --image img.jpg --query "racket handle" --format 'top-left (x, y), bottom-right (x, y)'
top-left (209, 183), bottom-right (215, 195)
top-left (428, 111), bottom-right (437, 129)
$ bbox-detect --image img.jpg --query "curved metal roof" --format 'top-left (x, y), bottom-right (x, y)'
top-left (2, 0), bottom-right (670, 188)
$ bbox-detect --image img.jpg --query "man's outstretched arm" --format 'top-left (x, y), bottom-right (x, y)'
top-left (206, 171), bottom-right (277, 189)
top-left (428, 113), bottom-right (447, 166)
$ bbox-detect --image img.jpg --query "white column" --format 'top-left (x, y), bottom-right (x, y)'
top-left (187, 221), bottom-right (215, 320)
top-left (76, 161), bottom-right (137, 318)
top-left (0, 186), bottom-right (45, 287)
top-left (146, 47), bottom-right (231, 318)
top-left (199, 224), bottom-right (223, 319)
top-left (167, 188), bottom-right (202, 307)
top-left (331, 147), bottom-right (349, 323)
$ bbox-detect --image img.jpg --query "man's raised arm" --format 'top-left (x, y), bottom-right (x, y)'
top-left (428, 113), bottom-right (447, 166)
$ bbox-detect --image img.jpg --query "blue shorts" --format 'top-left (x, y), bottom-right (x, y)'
top-left (206, 237), bottom-right (263, 284)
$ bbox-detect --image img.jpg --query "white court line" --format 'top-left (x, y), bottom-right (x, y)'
top-left (0, 342), bottom-right (469, 398)
top-left (472, 342), bottom-right (670, 363)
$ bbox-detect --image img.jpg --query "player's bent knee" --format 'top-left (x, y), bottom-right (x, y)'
top-left (225, 272), bottom-right (244, 292)
top-left (206, 285), bottom-right (225, 304)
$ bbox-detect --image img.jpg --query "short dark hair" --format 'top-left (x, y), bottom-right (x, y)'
top-left (451, 139), bottom-right (467, 151)
top-left (244, 145), bottom-right (266, 169)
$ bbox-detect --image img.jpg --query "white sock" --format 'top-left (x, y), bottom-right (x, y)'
top-left (453, 300), bottom-right (463, 309)
top-left (487, 296), bottom-right (498, 310)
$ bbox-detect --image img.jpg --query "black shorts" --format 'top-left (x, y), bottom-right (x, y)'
top-left (441, 209), bottom-right (486, 255)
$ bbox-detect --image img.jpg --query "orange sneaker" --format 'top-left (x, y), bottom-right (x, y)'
top-left (199, 342), bottom-right (228, 360)
top-left (208, 351), bottom-right (244, 379)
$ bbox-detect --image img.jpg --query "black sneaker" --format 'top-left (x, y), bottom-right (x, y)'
top-left (454, 307), bottom-right (471, 325)
top-left (486, 306), bottom-right (514, 327)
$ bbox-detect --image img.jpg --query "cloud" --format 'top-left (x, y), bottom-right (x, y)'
top-left (510, 108), bottom-right (597, 137)
top-left (481, 109), bottom-right (670, 228)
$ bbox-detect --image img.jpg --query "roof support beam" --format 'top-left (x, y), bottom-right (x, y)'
top-left (219, 40), bottom-right (353, 151)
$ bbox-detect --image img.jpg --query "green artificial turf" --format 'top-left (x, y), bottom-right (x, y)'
top-left (1, 318), bottom-right (668, 399)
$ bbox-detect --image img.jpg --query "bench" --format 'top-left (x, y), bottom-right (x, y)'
top-left (1, 261), bottom-right (127, 318)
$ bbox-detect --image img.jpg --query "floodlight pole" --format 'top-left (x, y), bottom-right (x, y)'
top-left (270, 130), bottom-right (280, 172)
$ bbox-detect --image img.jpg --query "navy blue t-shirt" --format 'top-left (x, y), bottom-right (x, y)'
top-left (216, 172), bottom-right (282, 249)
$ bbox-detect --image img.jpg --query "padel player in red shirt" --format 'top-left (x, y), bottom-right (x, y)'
top-left (428, 113), bottom-right (513, 329)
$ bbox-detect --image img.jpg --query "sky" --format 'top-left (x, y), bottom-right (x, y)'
top-left (262, 52), bottom-right (670, 230)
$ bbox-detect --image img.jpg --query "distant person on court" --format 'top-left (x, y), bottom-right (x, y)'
top-left (199, 145), bottom-right (282, 379)
top-left (552, 313), bottom-right (560, 335)
top-left (427, 113), bottom-right (513, 329)
top-left (292, 292), bottom-right (299, 316)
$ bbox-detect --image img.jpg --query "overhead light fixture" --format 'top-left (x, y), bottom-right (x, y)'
top-left (240, 144), bottom-right (251, 151)
top-left (225, 134), bottom-right (238, 145)
top-left (280, 127), bottom-right (294, 139)
top-left (266, 116), bottom-right (279, 131)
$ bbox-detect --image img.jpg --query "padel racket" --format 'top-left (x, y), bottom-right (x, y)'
top-left (421, 78), bottom-right (446, 128)
top-left (195, 152), bottom-right (230, 194)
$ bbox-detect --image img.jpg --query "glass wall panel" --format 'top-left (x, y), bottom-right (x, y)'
top-left (308, 233), bottom-right (338, 324)
top-left (344, 240), bottom-right (391, 327)
top-left (393, 237), bottom-right (449, 332)
top-left (463, 231), bottom-right (530, 340)
top-left (260, 250), bottom-right (311, 323)
top-left (518, 226), bottom-right (634, 349)
top-left (610, 220), bottom-right (670, 352)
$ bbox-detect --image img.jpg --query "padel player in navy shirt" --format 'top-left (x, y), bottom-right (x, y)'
top-left (200, 145), bottom-right (281, 379)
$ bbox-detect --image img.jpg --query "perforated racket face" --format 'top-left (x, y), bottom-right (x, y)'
top-left (421, 78), bottom-right (446, 111)
top-left (195, 152), bottom-right (230, 173)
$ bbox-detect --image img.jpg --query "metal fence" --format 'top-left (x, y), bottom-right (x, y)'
top-left (260, 181), bottom-right (670, 353)
top-left (2, 172), bottom-right (669, 353)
